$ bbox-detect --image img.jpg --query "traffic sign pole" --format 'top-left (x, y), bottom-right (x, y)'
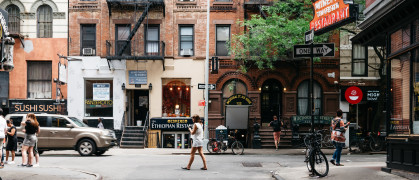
top-left (310, 41), bottom-right (314, 133)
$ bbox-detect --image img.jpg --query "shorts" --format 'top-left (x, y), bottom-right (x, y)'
top-left (273, 131), bottom-right (281, 141)
top-left (192, 138), bottom-right (204, 147)
top-left (6, 139), bottom-right (17, 151)
top-left (23, 134), bottom-right (37, 147)
top-left (34, 141), bottom-right (38, 154)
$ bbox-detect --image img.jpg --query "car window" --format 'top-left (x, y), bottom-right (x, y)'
top-left (36, 116), bottom-right (49, 127)
top-left (51, 116), bottom-right (70, 128)
top-left (8, 116), bottom-right (23, 127)
top-left (69, 117), bottom-right (88, 127)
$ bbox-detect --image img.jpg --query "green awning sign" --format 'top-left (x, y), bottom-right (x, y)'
top-left (291, 116), bottom-right (334, 125)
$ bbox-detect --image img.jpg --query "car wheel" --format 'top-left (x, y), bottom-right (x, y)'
top-left (16, 139), bottom-right (24, 156)
top-left (38, 150), bottom-right (44, 155)
top-left (77, 139), bottom-right (96, 156)
top-left (95, 150), bottom-right (106, 156)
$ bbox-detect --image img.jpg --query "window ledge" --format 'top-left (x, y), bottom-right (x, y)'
top-left (212, 2), bottom-right (234, 5)
top-left (176, 1), bottom-right (197, 5)
top-left (217, 56), bottom-right (232, 60)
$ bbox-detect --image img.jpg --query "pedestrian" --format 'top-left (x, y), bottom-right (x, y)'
top-left (182, 115), bottom-right (207, 170)
top-left (5, 120), bottom-right (17, 164)
top-left (330, 109), bottom-right (350, 166)
top-left (268, 115), bottom-right (283, 151)
top-left (20, 113), bottom-right (39, 167)
top-left (97, 118), bottom-right (104, 129)
top-left (0, 108), bottom-right (6, 169)
top-left (32, 124), bottom-right (41, 167)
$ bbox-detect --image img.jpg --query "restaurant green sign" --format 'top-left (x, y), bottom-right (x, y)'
top-left (291, 116), bottom-right (334, 125)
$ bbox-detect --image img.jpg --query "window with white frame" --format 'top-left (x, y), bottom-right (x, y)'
top-left (27, 61), bottom-right (52, 99)
top-left (216, 25), bottom-right (230, 56)
top-left (297, 81), bottom-right (322, 115)
top-left (37, 5), bottom-right (52, 38)
top-left (81, 24), bottom-right (96, 55)
top-left (145, 26), bottom-right (159, 55)
top-left (352, 44), bottom-right (367, 76)
top-left (179, 26), bottom-right (194, 56)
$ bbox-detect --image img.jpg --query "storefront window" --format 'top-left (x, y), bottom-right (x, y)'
top-left (162, 79), bottom-right (191, 117)
top-left (85, 80), bottom-right (113, 117)
top-left (390, 54), bottom-right (410, 134)
top-left (413, 49), bottom-right (419, 134)
top-left (297, 81), bottom-right (322, 116)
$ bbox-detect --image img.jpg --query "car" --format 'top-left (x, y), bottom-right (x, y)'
top-left (4, 114), bottom-right (117, 156)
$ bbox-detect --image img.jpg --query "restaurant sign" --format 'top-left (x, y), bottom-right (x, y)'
top-left (150, 118), bottom-right (205, 130)
top-left (9, 100), bottom-right (66, 114)
top-left (291, 116), bottom-right (334, 125)
top-left (226, 94), bottom-right (252, 106)
top-left (310, 0), bottom-right (358, 35)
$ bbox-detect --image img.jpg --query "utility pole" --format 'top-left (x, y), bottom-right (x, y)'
top-left (204, 0), bottom-right (210, 143)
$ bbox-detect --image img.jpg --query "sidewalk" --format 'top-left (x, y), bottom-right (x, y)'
top-left (0, 166), bottom-right (100, 180)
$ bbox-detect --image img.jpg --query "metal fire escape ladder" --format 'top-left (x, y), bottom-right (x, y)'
top-left (117, 3), bottom-right (151, 57)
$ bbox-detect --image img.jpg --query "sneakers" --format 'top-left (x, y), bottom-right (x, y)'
top-left (18, 164), bottom-right (27, 167)
top-left (6, 161), bottom-right (15, 165)
top-left (275, 148), bottom-right (279, 151)
top-left (336, 163), bottom-right (344, 166)
top-left (26, 164), bottom-right (33, 168)
top-left (33, 164), bottom-right (40, 167)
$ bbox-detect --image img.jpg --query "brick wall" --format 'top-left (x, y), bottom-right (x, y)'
top-left (365, 0), bottom-right (376, 9)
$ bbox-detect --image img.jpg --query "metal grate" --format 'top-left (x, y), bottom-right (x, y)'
top-left (242, 162), bottom-right (262, 167)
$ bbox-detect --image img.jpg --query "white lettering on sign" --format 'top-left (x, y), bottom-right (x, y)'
top-left (296, 45), bottom-right (333, 56)
top-left (0, 11), bottom-right (9, 36)
top-left (310, 0), bottom-right (351, 32)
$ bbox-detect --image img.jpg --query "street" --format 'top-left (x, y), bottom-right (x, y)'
top-left (0, 148), bottom-right (408, 180)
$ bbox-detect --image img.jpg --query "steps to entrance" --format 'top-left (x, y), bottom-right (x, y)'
top-left (120, 126), bottom-right (146, 148)
top-left (259, 128), bottom-right (292, 149)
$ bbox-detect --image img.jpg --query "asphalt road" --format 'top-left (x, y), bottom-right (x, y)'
top-left (0, 148), bottom-right (409, 180)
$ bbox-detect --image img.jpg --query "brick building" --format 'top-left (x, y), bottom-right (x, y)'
top-left (0, 0), bottom-right (68, 115)
top-left (352, 0), bottom-right (419, 173)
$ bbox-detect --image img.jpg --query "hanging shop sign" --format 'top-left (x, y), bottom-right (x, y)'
top-left (0, 8), bottom-right (9, 38)
top-left (150, 118), bottom-right (205, 130)
top-left (310, 0), bottom-right (358, 35)
top-left (291, 116), bottom-right (334, 125)
top-left (129, 70), bottom-right (147, 85)
top-left (93, 83), bottom-right (110, 101)
top-left (345, 86), bottom-right (363, 104)
top-left (225, 94), bottom-right (252, 106)
top-left (366, 90), bottom-right (380, 101)
top-left (341, 86), bottom-right (381, 102)
top-left (9, 100), bottom-right (66, 114)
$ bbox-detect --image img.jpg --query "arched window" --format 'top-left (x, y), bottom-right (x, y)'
top-left (37, 5), bottom-right (52, 38)
top-left (297, 81), bottom-right (322, 115)
top-left (222, 79), bottom-right (247, 115)
top-left (6, 4), bottom-right (20, 34)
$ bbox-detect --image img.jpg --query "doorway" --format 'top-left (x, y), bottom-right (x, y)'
top-left (128, 90), bottom-right (149, 126)
top-left (162, 132), bottom-right (190, 149)
top-left (261, 79), bottom-right (283, 126)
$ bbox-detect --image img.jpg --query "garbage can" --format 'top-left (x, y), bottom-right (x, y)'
top-left (137, 120), bottom-right (142, 126)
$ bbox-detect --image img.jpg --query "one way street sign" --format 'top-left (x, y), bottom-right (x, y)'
top-left (293, 43), bottom-right (335, 58)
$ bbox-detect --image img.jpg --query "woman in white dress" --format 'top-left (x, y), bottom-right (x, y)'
top-left (182, 115), bottom-right (207, 170)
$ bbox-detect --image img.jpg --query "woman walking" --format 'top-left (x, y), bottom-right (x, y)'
top-left (20, 113), bottom-right (39, 167)
top-left (182, 115), bottom-right (207, 170)
top-left (5, 120), bottom-right (17, 164)
top-left (330, 109), bottom-right (349, 166)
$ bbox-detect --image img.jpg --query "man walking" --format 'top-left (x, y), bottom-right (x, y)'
top-left (97, 118), bottom-right (104, 129)
top-left (0, 108), bottom-right (7, 168)
top-left (269, 115), bottom-right (283, 151)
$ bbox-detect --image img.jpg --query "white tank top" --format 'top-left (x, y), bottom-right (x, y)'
top-left (193, 123), bottom-right (203, 140)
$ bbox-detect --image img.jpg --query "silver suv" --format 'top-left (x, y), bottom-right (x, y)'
top-left (5, 114), bottom-right (117, 156)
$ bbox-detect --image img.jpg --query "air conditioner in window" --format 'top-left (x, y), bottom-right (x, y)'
top-left (82, 48), bottom-right (95, 56)
top-left (180, 49), bottom-right (193, 56)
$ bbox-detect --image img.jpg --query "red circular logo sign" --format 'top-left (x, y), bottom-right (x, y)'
top-left (345, 86), bottom-right (363, 104)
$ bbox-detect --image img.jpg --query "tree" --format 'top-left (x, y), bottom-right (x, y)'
top-left (229, 0), bottom-right (329, 72)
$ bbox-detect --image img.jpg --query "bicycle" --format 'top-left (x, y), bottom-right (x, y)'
top-left (368, 131), bottom-right (385, 152)
top-left (207, 130), bottom-right (244, 155)
top-left (305, 130), bottom-right (329, 177)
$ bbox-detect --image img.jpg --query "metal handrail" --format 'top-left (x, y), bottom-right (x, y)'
top-left (143, 111), bottom-right (149, 148)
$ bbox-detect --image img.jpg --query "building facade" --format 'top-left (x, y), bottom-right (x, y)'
top-left (0, 0), bottom-right (68, 115)
top-left (352, 0), bottom-right (419, 173)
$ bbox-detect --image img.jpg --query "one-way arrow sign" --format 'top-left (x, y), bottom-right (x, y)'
top-left (293, 43), bottom-right (335, 58)
top-left (198, 83), bottom-right (216, 90)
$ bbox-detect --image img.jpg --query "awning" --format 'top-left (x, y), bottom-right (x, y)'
top-left (351, 0), bottom-right (419, 46)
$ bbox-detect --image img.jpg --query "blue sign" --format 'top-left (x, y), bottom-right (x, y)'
top-left (93, 83), bottom-right (110, 101)
top-left (129, 71), bottom-right (147, 85)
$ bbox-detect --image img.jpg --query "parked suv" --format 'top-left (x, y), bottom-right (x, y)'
top-left (5, 114), bottom-right (117, 156)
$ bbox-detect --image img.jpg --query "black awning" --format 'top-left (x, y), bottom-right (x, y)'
top-left (351, 0), bottom-right (419, 46)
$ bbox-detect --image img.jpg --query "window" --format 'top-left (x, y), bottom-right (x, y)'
top-left (36, 116), bottom-right (49, 127)
top-left (37, 5), bottom-right (52, 38)
top-left (27, 61), bottom-right (52, 99)
top-left (222, 80), bottom-right (247, 115)
top-left (145, 26), bottom-right (159, 55)
top-left (297, 81), bottom-right (322, 115)
top-left (413, 49), bottom-right (419, 134)
top-left (216, 25), bottom-right (230, 56)
top-left (81, 24), bottom-right (96, 55)
top-left (162, 79), bottom-right (191, 117)
top-left (85, 80), bottom-right (113, 117)
top-left (51, 116), bottom-right (70, 128)
top-left (179, 26), bottom-right (194, 56)
top-left (352, 44), bottom-right (367, 76)
top-left (391, 53), bottom-right (410, 134)
top-left (6, 5), bottom-right (20, 34)
top-left (116, 25), bottom-right (131, 56)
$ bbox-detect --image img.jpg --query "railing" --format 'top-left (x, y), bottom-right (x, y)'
top-left (143, 111), bottom-right (149, 147)
top-left (106, 40), bottom-right (165, 59)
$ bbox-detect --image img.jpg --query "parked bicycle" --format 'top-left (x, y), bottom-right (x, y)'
top-left (368, 131), bottom-right (386, 152)
top-left (207, 129), bottom-right (244, 155)
top-left (304, 130), bottom-right (329, 177)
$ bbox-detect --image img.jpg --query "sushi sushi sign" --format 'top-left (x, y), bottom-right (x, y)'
top-left (345, 86), bottom-right (363, 104)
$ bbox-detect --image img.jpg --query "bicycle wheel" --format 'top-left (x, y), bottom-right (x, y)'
top-left (309, 149), bottom-right (329, 177)
top-left (231, 141), bottom-right (244, 155)
top-left (305, 147), bottom-right (312, 172)
top-left (369, 138), bottom-right (384, 152)
top-left (322, 135), bottom-right (333, 148)
top-left (207, 140), bottom-right (220, 153)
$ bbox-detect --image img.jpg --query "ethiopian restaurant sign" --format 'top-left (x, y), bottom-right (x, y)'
top-left (310, 0), bottom-right (358, 35)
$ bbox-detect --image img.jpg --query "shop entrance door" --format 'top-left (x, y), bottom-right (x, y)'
top-left (162, 132), bottom-right (190, 149)
top-left (261, 79), bottom-right (283, 126)
top-left (128, 90), bottom-right (149, 126)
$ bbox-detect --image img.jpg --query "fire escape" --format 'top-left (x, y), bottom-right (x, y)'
top-left (106, 0), bottom-right (165, 67)
top-left (244, 0), bottom-right (273, 19)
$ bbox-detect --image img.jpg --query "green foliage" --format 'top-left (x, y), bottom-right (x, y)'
top-left (229, 0), bottom-right (329, 70)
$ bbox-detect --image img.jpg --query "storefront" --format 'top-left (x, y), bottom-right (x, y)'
top-left (149, 117), bottom-right (196, 149)
top-left (8, 99), bottom-right (67, 114)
